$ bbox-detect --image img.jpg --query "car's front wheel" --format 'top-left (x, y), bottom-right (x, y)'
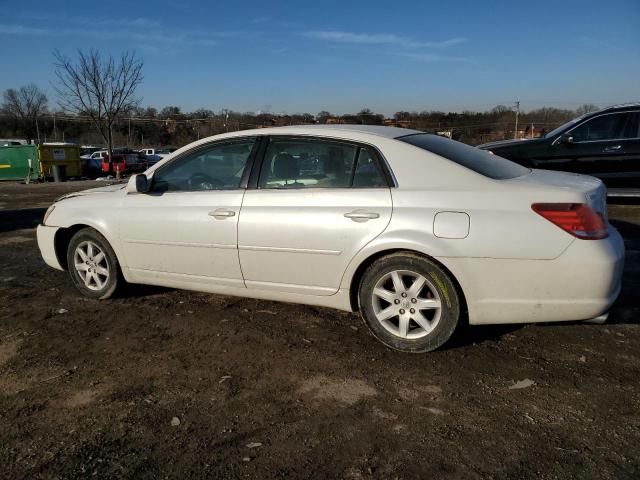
top-left (358, 253), bottom-right (460, 353)
top-left (66, 228), bottom-right (121, 299)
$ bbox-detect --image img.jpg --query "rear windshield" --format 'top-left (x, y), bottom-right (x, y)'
top-left (399, 134), bottom-right (530, 180)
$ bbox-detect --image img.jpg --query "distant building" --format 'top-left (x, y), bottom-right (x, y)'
top-left (383, 119), bottom-right (414, 128)
top-left (325, 117), bottom-right (344, 124)
top-left (0, 139), bottom-right (28, 146)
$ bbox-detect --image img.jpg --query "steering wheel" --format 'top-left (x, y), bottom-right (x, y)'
top-left (187, 172), bottom-right (224, 190)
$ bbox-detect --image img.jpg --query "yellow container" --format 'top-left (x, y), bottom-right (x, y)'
top-left (38, 143), bottom-right (82, 177)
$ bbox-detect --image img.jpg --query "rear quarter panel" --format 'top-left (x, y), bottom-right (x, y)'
top-left (340, 143), bottom-right (583, 309)
top-left (364, 140), bottom-right (578, 258)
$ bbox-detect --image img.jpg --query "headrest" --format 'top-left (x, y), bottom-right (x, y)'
top-left (324, 156), bottom-right (344, 176)
top-left (273, 153), bottom-right (299, 179)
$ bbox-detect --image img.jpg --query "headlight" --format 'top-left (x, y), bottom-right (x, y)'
top-left (43, 205), bottom-right (55, 225)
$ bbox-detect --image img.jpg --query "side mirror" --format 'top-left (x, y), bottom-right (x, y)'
top-left (559, 134), bottom-right (574, 145)
top-left (126, 174), bottom-right (151, 194)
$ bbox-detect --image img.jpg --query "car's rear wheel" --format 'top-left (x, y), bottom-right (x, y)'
top-left (358, 253), bottom-right (460, 353)
top-left (66, 228), bottom-right (121, 299)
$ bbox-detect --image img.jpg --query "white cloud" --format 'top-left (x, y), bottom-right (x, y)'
top-left (16, 12), bottom-right (162, 29)
top-left (0, 19), bottom-right (235, 52)
top-left (0, 24), bottom-right (49, 35)
top-left (303, 30), bottom-right (465, 49)
top-left (400, 52), bottom-right (473, 63)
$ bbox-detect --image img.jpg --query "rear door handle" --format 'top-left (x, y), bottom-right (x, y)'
top-left (209, 209), bottom-right (236, 219)
top-left (344, 210), bottom-right (380, 222)
top-left (603, 144), bottom-right (623, 153)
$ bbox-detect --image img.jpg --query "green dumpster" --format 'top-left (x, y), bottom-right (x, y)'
top-left (0, 145), bottom-right (39, 181)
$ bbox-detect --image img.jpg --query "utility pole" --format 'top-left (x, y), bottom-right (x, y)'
top-left (513, 100), bottom-right (520, 139)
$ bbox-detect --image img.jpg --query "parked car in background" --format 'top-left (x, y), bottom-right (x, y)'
top-left (80, 145), bottom-right (103, 157)
top-left (37, 125), bottom-right (624, 353)
top-left (81, 150), bottom-right (107, 162)
top-left (138, 147), bottom-right (173, 165)
top-left (100, 153), bottom-right (127, 174)
top-left (139, 148), bottom-right (174, 158)
top-left (80, 150), bottom-right (107, 176)
top-left (478, 103), bottom-right (640, 193)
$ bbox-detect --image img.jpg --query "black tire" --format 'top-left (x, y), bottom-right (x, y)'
top-left (66, 228), bottom-right (122, 299)
top-left (358, 252), bottom-right (460, 353)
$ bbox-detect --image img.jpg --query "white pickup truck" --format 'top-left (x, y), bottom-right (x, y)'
top-left (138, 148), bottom-right (175, 164)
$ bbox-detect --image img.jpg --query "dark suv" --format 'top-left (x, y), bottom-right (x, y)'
top-left (478, 103), bottom-right (640, 192)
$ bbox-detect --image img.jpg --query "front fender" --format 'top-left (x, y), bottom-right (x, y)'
top-left (47, 208), bottom-right (129, 281)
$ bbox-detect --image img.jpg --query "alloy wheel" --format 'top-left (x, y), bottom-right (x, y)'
top-left (371, 270), bottom-right (442, 339)
top-left (73, 240), bottom-right (110, 291)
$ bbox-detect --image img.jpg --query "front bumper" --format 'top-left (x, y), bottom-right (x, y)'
top-left (36, 224), bottom-right (64, 270)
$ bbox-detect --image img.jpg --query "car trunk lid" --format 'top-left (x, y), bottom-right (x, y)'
top-left (505, 168), bottom-right (608, 222)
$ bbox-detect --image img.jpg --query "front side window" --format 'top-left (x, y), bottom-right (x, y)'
top-left (570, 113), bottom-right (634, 142)
top-left (258, 138), bottom-right (387, 189)
top-left (152, 139), bottom-right (255, 192)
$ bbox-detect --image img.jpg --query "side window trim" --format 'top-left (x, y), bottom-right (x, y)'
top-left (249, 135), bottom-right (396, 190)
top-left (241, 136), bottom-right (268, 189)
top-left (150, 136), bottom-right (261, 193)
top-left (558, 111), bottom-right (640, 144)
top-left (348, 147), bottom-right (362, 187)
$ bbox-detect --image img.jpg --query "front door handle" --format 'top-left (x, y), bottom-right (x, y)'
top-left (209, 209), bottom-right (236, 219)
top-left (344, 210), bottom-right (380, 222)
top-left (603, 144), bottom-right (623, 153)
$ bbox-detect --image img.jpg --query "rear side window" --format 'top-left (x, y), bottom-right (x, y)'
top-left (259, 138), bottom-right (387, 189)
top-left (399, 134), bottom-right (530, 180)
top-left (353, 148), bottom-right (387, 188)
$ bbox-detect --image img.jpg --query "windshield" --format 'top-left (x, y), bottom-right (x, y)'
top-left (544, 113), bottom-right (591, 138)
top-left (399, 134), bottom-right (530, 180)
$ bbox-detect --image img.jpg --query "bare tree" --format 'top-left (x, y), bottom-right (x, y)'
top-left (316, 110), bottom-right (332, 124)
top-left (53, 49), bottom-right (143, 173)
top-left (576, 103), bottom-right (599, 116)
top-left (1, 84), bottom-right (48, 143)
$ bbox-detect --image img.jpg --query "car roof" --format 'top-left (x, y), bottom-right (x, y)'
top-left (216, 124), bottom-right (422, 141)
top-left (262, 124), bottom-right (421, 138)
top-left (146, 125), bottom-right (425, 175)
top-left (595, 102), bottom-right (640, 114)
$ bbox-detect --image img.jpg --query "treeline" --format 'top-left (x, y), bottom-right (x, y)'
top-left (0, 103), bottom-right (599, 148)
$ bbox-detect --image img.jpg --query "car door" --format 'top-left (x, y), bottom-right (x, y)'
top-left (119, 137), bottom-right (259, 287)
top-left (238, 136), bottom-right (393, 296)
top-left (548, 112), bottom-right (637, 185)
top-left (622, 112), bottom-right (640, 188)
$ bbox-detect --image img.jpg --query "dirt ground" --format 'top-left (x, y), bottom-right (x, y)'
top-left (1, 180), bottom-right (639, 480)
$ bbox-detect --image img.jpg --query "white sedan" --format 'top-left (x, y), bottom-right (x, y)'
top-left (37, 125), bottom-right (625, 352)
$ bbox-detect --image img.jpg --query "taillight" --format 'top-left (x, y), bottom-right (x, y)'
top-left (532, 203), bottom-right (608, 240)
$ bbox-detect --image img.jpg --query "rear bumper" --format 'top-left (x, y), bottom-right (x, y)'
top-left (442, 226), bottom-right (625, 325)
top-left (36, 224), bottom-right (64, 270)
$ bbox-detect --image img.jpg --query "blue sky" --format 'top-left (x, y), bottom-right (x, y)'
top-left (0, 0), bottom-right (638, 115)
